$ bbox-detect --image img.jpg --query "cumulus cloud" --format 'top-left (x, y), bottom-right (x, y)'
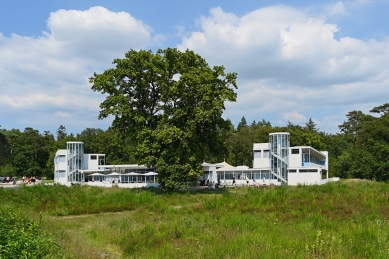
top-left (178, 5), bottom-right (389, 132)
top-left (280, 111), bottom-right (307, 123)
top-left (327, 1), bottom-right (348, 16)
top-left (46, 6), bottom-right (153, 62)
top-left (0, 6), bottom-right (155, 133)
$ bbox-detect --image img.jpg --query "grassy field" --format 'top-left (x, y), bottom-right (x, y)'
top-left (1, 181), bottom-right (389, 258)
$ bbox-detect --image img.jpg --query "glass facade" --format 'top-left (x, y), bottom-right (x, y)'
top-left (211, 170), bottom-right (270, 180)
top-left (301, 149), bottom-right (326, 167)
top-left (67, 142), bottom-right (84, 183)
top-left (269, 133), bottom-right (290, 183)
top-left (54, 155), bottom-right (66, 164)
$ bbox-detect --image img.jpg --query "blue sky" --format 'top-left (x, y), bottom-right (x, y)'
top-left (0, 0), bottom-right (388, 135)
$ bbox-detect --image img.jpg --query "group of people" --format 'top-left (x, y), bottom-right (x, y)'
top-left (246, 176), bottom-right (267, 187)
top-left (22, 176), bottom-right (38, 184)
top-left (201, 175), bottom-right (267, 188)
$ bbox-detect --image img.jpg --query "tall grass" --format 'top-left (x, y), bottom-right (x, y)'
top-left (1, 180), bottom-right (389, 258)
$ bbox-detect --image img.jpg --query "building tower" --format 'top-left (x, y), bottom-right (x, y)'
top-left (67, 141), bottom-right (84, 183)
top-left (269, 132), bottom-right (289, 183)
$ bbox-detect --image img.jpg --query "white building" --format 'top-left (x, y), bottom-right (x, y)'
top-left (202, 132), bottom-right (339, 186)
top-left (54, 141), bottom-right (158, 188)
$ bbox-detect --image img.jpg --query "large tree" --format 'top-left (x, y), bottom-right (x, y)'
top-left (90, 48), bottom-right (237, 191)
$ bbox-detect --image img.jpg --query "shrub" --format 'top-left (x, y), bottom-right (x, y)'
top-left (0, 206), bottom-right (61, 258)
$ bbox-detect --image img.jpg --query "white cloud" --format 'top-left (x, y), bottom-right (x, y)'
top-left (346, 0), bottom-right (374, 8)
top-left (0, 6), bottom-right (156, 133)
top-left (327, 1), bottom-right (348, 16)
top-left (178, 6), bottom-right (389, 132)
top-left (280, 111), bottom-right (307, 123)
top-left (1, 4), bottom-right (388, 134)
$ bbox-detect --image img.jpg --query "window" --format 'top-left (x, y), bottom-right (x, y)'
top-left (55, 170), bottom-right (66, 178)
top-left (254, 150), bottom-right (261, 158)
top-left (263, 150), bottom-right (269, 158)
top-left (291, 149), bottom-right (299, 154)
top-left (224, 172), bottom-right (234, 180)
top-left (288, 170), bottom-right (297, 173)
top-left (55, 155), bottom-right (66, 164)
top-left (90, 155), bottom-right (97, 160)
top-left (322, 169), bottom-right (327, 179)
top-left (299, 169), bottom-right (318, 173)
top-left (98, 156), bottom-right (105, 166)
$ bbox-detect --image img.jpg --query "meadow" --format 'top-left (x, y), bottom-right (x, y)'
top-left (1, 180), bottom-right (389, 258)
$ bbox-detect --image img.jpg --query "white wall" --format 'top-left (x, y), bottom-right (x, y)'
top-left (83, 154), bottom-right (102, 170)
top-left (288, 172), bottom-right (321, 186)
top-left (54, 150), bottom-right (67, 172)
top-left (253, 143), bottom-right (270, 168)
top-left (288, 150), bottom-right (301, 168)
top-left (321, 151), bottom-right (329, 171)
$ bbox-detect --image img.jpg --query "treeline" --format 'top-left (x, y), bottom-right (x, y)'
top-left (0, 126), bottom-right (136, 178)
top-left (1, 103), bottom-right (389, 180)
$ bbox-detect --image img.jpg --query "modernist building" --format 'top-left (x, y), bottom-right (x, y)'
top-left (202, 132), bottom-right (337, 186)
top-left (56, 133), bottom-right (337, 188)
top-left (54, 141), bottom-right (158, 188)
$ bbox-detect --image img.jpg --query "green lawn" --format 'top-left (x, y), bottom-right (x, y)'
top-left (1, 181), bottom-right (389, 258)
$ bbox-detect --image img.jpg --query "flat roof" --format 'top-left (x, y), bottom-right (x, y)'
top-left (293, 146), bottom-right (327, 158)
top-left (269, 132), bottom-right (290, 135)
top-left (102, 164), bottom-right (149, 169)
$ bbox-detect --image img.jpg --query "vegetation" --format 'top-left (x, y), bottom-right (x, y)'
top-left (0, 206), bottom-right (60, 258)
top-left (90, 48), bottom-right (237, 192)
top-left (1, 181), bottom-right (389, 258)
top-left (1, 103), bottom-right (389, 183)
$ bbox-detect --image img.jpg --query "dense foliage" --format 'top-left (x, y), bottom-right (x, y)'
top-left (90, 48), bottom-right (238, 191)
top-left (1, 102), bottom-right (389, 182)
top-left (0, 206), bottom-right (60, 258)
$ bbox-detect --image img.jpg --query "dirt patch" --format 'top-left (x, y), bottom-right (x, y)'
top-left (58, 210), bottom-right (131, 219)
top-left (344, 178), bottom-right (372, 183)
top-left (172, 203), bottom-right (202, 209)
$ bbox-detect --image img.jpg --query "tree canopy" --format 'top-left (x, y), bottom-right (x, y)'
top-left (90, 48), bottom-right (238, 191)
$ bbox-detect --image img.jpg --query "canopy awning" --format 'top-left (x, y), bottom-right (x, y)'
top-left (144, 172), bottom-right (158, 176)
top-left (107, 172), bottom-right (121, 176)
top-left (125, 172), bottom-right (140, 175)
top-left (90, 173), bottom-right (104, 176)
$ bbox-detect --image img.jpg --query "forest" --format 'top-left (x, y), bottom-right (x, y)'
top-left (0, 103), bottom-right (388, 181)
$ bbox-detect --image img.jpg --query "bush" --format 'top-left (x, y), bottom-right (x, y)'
top-left (0, 206), bottom-right (61, 258)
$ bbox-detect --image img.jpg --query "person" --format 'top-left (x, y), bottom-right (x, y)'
top-left (232, 175), bottom-right (236, 185)
top-left (263, 176), bottom-right (266, 186)
top-left (246, 175), bottom-right (249, 185)
top-left (13, 177), bottom-right (16, 185)
top-left (252, 179), bottom-right (258, 187)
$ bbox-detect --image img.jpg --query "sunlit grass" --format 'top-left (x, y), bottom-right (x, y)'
top-left (1, 180), bottom-right (389, 258)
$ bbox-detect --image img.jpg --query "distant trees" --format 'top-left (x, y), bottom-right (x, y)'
top-left (56, 125), bottom-right (67, 140)
top-left (0, 128), bottom-right (53, 177)
top-left (333, 106), bottom-right (389, 181)
top-left (1, 101), bottom-right (389, 183)
top-left (0, 131), bottom-right (10, 165)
